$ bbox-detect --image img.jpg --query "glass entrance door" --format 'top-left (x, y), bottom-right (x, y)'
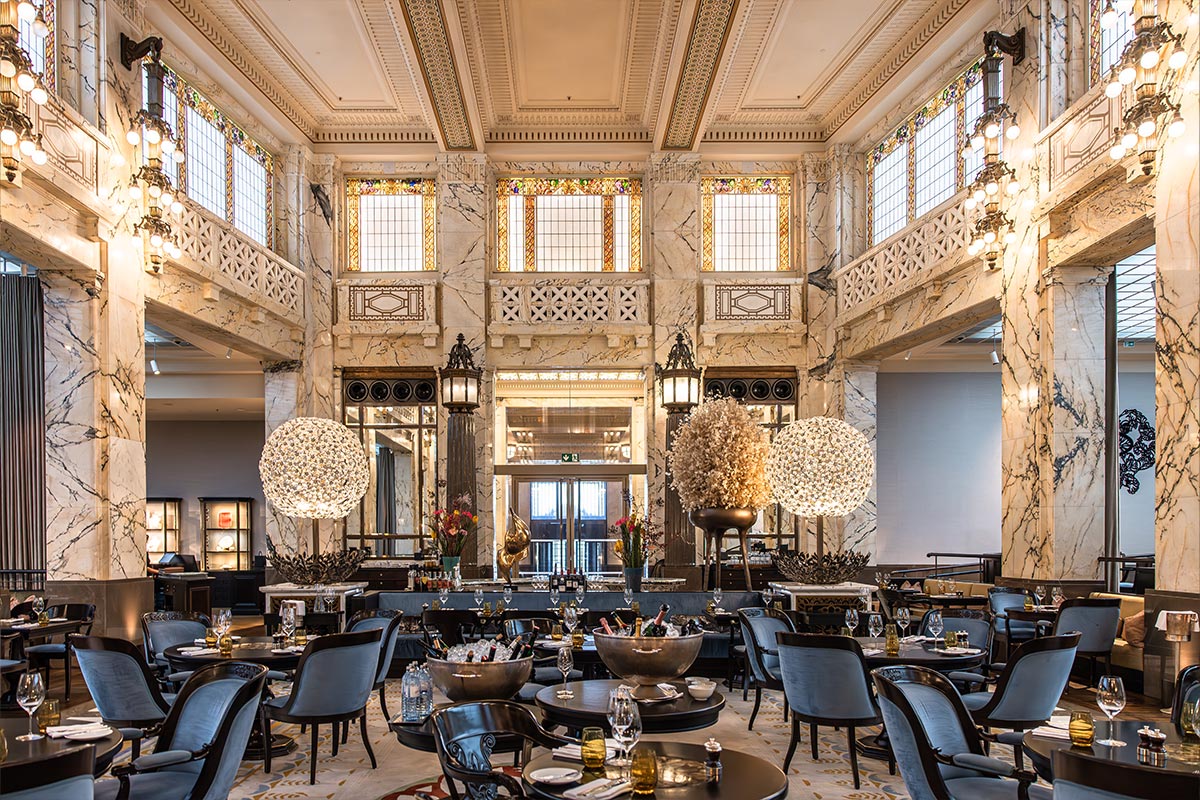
top-left (511, 476), bottom-right (629, 575)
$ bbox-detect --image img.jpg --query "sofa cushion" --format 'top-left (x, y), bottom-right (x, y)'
top-left (1121, 611), bottom-right (1146, 646)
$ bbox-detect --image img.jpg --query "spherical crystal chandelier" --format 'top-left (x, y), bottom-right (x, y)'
top-left (766, 416), bottom-right (874, 518)
top-left (259, 417), bottom-right (369, 520)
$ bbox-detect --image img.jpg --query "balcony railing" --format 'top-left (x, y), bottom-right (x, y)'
top-left (491, 274), bottom-right (650, 330)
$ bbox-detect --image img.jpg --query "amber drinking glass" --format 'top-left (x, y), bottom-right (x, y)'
top-left (581, 727), bottom-right (607, 769)
top-left (1068, 711), bottom-right (1095, 746)
top-left (629, 746), bottom-right (658, 795)
top-left (36, 698), bottom-right (60, 733)
top-left (205, 627), bottom-right (218, 647)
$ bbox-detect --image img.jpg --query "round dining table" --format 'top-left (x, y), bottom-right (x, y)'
top-left (1023, 719), bottom-right (1198, 781)
top-left (164, 636), bottom-right (301, 759)
top-left (536, 679), bottom-right (724, 735)
top-left (0, 715), bottom-right (123, 777)
top-left (522, 740), bottom-right (787, 800)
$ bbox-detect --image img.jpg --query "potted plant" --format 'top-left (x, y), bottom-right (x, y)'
top-left (611, 501), bottom-right (660, 592)
top-left (668, 397), bottom-right (771, 586)
top-left (428, 494), bottom-right (478, 573)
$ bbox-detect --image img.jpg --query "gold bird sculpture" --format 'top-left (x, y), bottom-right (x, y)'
top-left (498, 508), bottom-right (531, 583)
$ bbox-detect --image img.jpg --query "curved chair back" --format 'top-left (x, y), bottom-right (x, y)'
top-left (1172, 664), bottom-right (1200, 732)
top-left (737, 608), bottom-right (793, 685)
top-left (974, 632), bottom-right (1081, 727)
top-left (919, 609), bottom-right (992, 650)
top-left (1053, 747), bottom-right (1200, 799)
top-left (0, 745), bottom-right (96, 799)
top-left (346, 610), bottom-right (405, 686)
top-left (71, 634), bottom-right (173, 725)
top-left (432, 700), bottom-right (573, 798)
top-left (277, 629), bottom-right (382, 719)
top-left (422, 609), bottom-right (481, 647)
top-left (154, 661), bottom-right (269, 800)
top-left (988, 586), bottom-right (1030, 616)
top-left (46, 603), bottom-right (96, 632)
top-left (503, 616), bottom-right (556, 642)
top-left (1051, 598), bottom-right (1120, 655)
top-left (142, 611), bottom-right (211, 665)
top-left (872, 665), bottom-right (986, 800)
top-left (776, 632), bottom-right (880, 724)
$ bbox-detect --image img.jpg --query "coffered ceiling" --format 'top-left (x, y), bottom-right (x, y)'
top-left (155, 0), bottom-right (987, 151)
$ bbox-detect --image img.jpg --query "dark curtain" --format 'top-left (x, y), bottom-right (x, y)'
top-left (0, 274), bottom-right (46, 577)
top-left (375, 446), bottom-right (397, 534)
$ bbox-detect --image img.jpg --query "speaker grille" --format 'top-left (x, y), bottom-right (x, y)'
top-left (343, 376), bottom-right (439, 406)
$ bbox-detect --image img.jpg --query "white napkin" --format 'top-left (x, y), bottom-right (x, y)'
top-left (862, 647), bottom-right (884, 656)
top-left (67, 716), bottom-right (104, 724)
top-left (901, 635), bottom-right (928, 643)
top-left (48, 617), bottom-right (68, 622)
top-left (47, 723), bottom-right (110, 739)
top-left (1030, 726), bottom-right (1072, 740)
top-left (185, 647), bottom-right (219, 656)
top-left (553, 740), bottom-right (620, 762)
top-left (1155, 611), bottom-right (1200, 632)
top-left (563, 779), bottom-right (631, 799)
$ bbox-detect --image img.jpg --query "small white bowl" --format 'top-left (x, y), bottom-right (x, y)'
top-left (687, 681), bottom-right (716, 700)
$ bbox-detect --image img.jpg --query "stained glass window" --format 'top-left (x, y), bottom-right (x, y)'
top-left (701, 177), bottom-right (791, 272)
top-left (18, 1), bottom-right (53, 92)
top-left (496, 178), bottom-right (642, 272)
top-left (345, 178), bottom-right (437, 272)
top-left (868, 60), bottom-right (985, 245)
top-left (143, 63), bottom-right (274, 247)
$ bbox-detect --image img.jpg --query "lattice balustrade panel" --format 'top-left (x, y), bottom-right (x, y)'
top-left (496, 281), bottom-right (647, 325)
top-left (498, 286), bottom-right (524, 322)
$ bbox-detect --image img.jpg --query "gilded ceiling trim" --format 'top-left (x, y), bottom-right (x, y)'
top-left (398, 0), bottom-right (477, 151)
top-left (661, 0), bottom-right (739, 151)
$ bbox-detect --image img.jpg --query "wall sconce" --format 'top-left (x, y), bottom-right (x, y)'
top-left (655, 331), bottom-right (702, 413)
top-left (963, 29), bottom-right (1025, 269)
top-left (120, 35), bottom-right (184, 274)
top-left (1105, 0), bottom-right (1188, 175)
top-left (0, 0), bottom-right (50, 184)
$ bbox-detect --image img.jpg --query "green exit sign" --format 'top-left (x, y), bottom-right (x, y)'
top-left (561, 453), bottom-right (580, 463)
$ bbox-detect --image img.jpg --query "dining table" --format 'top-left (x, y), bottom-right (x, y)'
top-left (1023, 719), bottom-right (1200, 781)
top-left (535, 679), bottom-right (724, 735)
top-left (521, 740), bottom-right (787, 800)
top-left (163, 636), bottom-right (302, 759)
top-left (0, 715), bottom-right (123, 778)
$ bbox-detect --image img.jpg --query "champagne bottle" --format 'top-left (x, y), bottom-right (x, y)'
top-left (600, 618), bottom-right (614, 635)
top-left (642, 604), bottom-right (670, 636)
top-left (633, 616), bottom-right (644, 636)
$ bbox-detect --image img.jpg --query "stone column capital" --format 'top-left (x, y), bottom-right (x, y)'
top-left (648, 153), bottom-right (701, 183)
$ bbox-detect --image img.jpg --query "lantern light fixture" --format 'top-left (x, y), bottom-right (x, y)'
top-left (655, 330), bottom-right (703, 412)
top-left (0, 0), bottom-right (49, 183)
top-left (1105, 0), bottom-right (1188, 175)
top-left (440, 333), bottom-right (483, 412)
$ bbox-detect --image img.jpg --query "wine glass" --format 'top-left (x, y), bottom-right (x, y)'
top-left (895, 607), bottom-right (911, 637)
top-left (503, 585), bottom-right (514, 606)
top-left (280, 606), bottom-right (296, 644)
top-left (926, 610), bottom-right (944, 648)
top-left (844, 607), bottom-right (860, 635)
top-left (556, 646), bottom-right (575, 699)
top-left (1034, 585), bottom-right (1046, 606)
top-left (473, 588), bottom-right (484, 608)
top-left (868, 612), bottom-right (884, 642)
top-left (623, 586), bottom-right (634, 607)
top-left (611, 689), bottom-right (640, 773)
top-left (439, 585), bottom-right (450, 606)
top-left (1096, 675), bottom-right (1127, 746)
top-left (563, 606), bottom-right (578, 635)
top-left (16, 672), bottom-right (45, 741)
top-left (712, 587), bottom-right (724, 609)
top-left (550, 585), bottom-right (560, 607)
top-left (608, 688), bottom-right (631, 766)
top-left (575, 584), bottom-right (586, 606)
top-left (1052, 586), bottom-right (1066, 607)
top-left (32, 596), bottom-right (44, 616)
top-left (216, 608), bottom-right (232, 636)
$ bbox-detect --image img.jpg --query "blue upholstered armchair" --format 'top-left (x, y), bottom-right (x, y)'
top-left (345, 609), bottom-right (406, 720)
top-left (93, 661), bottom-right (268, 800)
top-left (72, 635), bottom-right (177, 758)
top-left (261, 628), bottom-right (382, 784)
top-left (26, 602), bottom-right (94, 701)
top-left (1045, 597), bottom-right (1120, 686)
top-left (141, 612), bottom-right (211, 674)
top-left (776, 632), bottom-right (890, 788)
top-left (987, 587), bottom-right (1036, 659)
top-left (872, 665), bottom-right (1051, 800)
top-left (736, 608), bottom-right (794, 730)
top-left (1, 746), bottom-right (96, 800)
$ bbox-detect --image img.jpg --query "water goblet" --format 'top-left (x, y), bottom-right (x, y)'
top-left (868, 612), bottom-right (884, 642)
top-left (550, 585), bottom-right (560, 607)
top-left (607, 687), bottom-right (632, 766)
top-left (32, 596), bottom-right (44, 616)
top-left (575, 584), bottom-right (586, 606)
top-left (473, 588), bottom-right (484, 608)
top-left (16, 672), bottom-right (45, 741)
top-left (713, 587), bottom-right (724, 609)
top-left (844, 607), bottom-right (860, 635)
top-left (623, 586), bottom-right (634, 607)
top-left (1052, 586), bottom-right (1066, 607)
top-left (926, 610), bottom-right (944, 648)
top-left (1096, 675), bottom-right (1127, 746)
top-left (556, 646), bottom-right (575, 699)
top-left (563, 605), bottom-right (578, 635)
top-left (280, 606), bottom-right (297, 644)
top-left (503, 585), bottom-right (514, 606)
top-left (439, 585), bottom-right (449, 606)
top-left (895, 607), bottom-right (911, 637)
top-left (1034, 585), bottom-right (1046, 606)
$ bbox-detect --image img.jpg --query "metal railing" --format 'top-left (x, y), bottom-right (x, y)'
top-left (888, 552), bottom-right (1001, 584)
top-left (0, 569), bottom-right (46, 593)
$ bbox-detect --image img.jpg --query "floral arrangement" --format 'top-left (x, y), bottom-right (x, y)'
top-left (668, 397), bottom-right (772, 511)
top-left (427, 494), bottom-right (478, 558)
top-left (611, 502), bottom-right (661, 569)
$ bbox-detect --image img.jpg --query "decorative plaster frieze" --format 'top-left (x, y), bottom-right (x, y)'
top-left (661, 0), bottom-right (739, 150)
top-left (648, 153), bottom-right (701, 183)
top-left (398, 0), bottom-right (477, 150)
top-left (348, 283), bottom-right (427, 322)
top-left (712, 283), bottom-right (791, 320)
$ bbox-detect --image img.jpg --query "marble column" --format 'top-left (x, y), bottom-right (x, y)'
top-left (263, 360), bottom-right (303, 553)
top-left (821, 364), bottom-right (878, 557)
top-left (1153, 52), bottom-right (1200, 592)
top-left (437, 153), bottom-right (491, 573)
top-left (648, 153), bottom-right (702, 566)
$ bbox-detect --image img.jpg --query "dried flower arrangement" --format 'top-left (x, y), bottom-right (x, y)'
top-left (668, 397), bottom-right (772, 511)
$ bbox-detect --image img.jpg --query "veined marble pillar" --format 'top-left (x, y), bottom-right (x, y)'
top-left (1154, 64), bottom-right (1200, 592)
top-left (822, 364), bottom-right (878, 557)
top-left (263, 360), bottom-right (303, 553)
top-left (648, 153), bottom-right (702, 566)
top-left (437, 153), bottom-right (491, 574)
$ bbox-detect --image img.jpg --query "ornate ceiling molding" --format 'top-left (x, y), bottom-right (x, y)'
top-left (397, 0), bottom-right (477, 150)
top-left (660, 0), bottom-right (740, 150)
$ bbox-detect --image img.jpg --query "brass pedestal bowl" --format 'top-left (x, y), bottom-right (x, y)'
top-left (426, 655), bottom-right (534, 702)
top-left (592, 630), bottom-right (705, 698)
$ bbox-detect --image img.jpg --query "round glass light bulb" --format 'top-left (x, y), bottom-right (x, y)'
top-left (984, 121), bottom-right (1000, 139)
top-left (129, 184), bottom-right (142, 200)
top-left (1169, 46), bottom-right (1187, 70)
top-left (1006, 123), bottom-right (1021, 140)
top-left (30, 86), bottom-right (47, 105)
top-left (147, 183), bottom-right (161, 198)
top-left (973, 188), bottom-right (986, 202)
top-left (1138, 118), bottom-right (1156, 138)
top-left (170, 200), bottom-right (183, 214)
top-left (0, 59), bottom-right (15, 78)
top-left (1110, 144), bottom-right (1126, 160)
top-left (1119, 65), bottom-right (1137, 85)
top-left (1006, 180), bottom-right (1020, 195)
top-left (1004, 230), bottom-right (1017, 244)
top-left (160, 190), bottom-right (173, 206)
top-left (972, 134), bottom-right (985, 150)
top-left (965, 197), bottom-right (977, 210)
top-left (1140, 49), bottom-right (1160, 70)
top-left (173, 150), bottom-right (184, 163)
top-left (1101, 7), bottom-right (1118, 28)
top-left (16, 2), bottom-right (36, 22)
top-left (32, 17), bottom-right (48, 37)
top-left (984, 230), bottom-right (997, 244)
top-left (961, 146), bottom-right (972, 159)
top-left (1168, 116), bottom-right (1185, 138)
top-left (1121, 131), bottom-right (1139, 148)
top-left (161, 138), bottom-right (175, 154)
top-left (150, 233), bottom-right (163, 248)
top-left (18, 138), bottom-right (35, 156)
top-left (0, 128), bottom-right (18, 146)
top-left (30, 149), bottom-right (46, 166)
top-left (1105, 81), bottom-right (1123, 98)
top-left (985, 181), bottom-right (999, 195)
top-left (16, 71), bottom-right (36, 93)
top-left (144, 128), bottom-right (160, 144)
top-left (126, 129), bottom-right (141, 146)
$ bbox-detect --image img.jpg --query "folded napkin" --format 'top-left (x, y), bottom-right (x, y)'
top-left (67, 716), bottom-right (104, 724)
top-left (48, 617), bottom-right (68, 622)
top-left (553, 740), bottom-right (620, 762)
top-left (183, 647), bottom-right (219, 656)
top-left (1030, 726), bottom-right (1072, 740)
top-left (47, 723), bottom-right (110, 739)
top-left (563, 779), bottom-right (631, 799)
top-left (901, 635), bottom-right (928, 643)
top-left (862, 647), bottom-right (884, 657)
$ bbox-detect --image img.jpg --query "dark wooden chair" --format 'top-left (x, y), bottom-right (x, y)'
top-left (345, 610), bottom-right (406, 720)
top-left (1043, 597), bottom-right (1121, 686)
top-left (431, 700), bottom-right (574, 799)
top-left (27, 602), bottom-right (95, 701)
top-left (422, 609), bottom-right (482, 647)
top-left (737, 608), bottom-right (794, 729)
top-left (71, 634), bottom-right (175, 758)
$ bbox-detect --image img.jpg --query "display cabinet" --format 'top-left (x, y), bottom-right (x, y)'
top-left (200, 497), bottom-right (253, 571)
top-left (146, 497), bottom-right (182, 559)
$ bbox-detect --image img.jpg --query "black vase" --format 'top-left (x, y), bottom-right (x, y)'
top-left (689, 507), bottom-right (759, 590)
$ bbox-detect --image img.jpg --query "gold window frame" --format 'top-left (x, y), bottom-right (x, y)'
top-left (701, 176), bottom-right (792, 272)
top-left (345, 178), bottom-right (438, 272)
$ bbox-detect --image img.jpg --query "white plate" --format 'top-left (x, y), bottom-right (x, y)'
top-left (64, 727), bottom-right (113, 741)
top-left (529, 767), bottom-right (582, 785)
